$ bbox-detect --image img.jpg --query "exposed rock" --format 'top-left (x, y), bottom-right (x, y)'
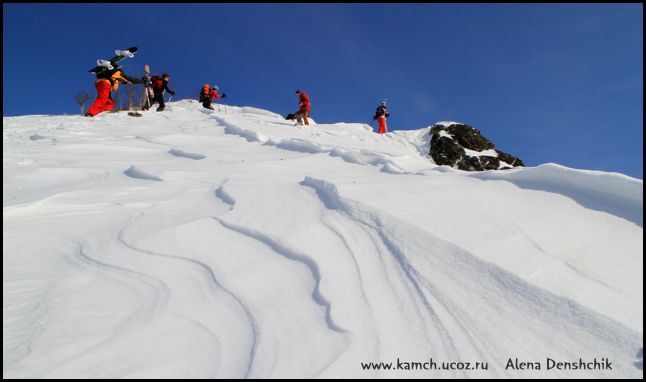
top-left (429, 135), bottom-right (465, 166)
top-left (429, 122), bottom-right (524, 171)
top-left (496, 150), bottom-right (524, 167)
top-left (448, 124), bottom-right (495, 151)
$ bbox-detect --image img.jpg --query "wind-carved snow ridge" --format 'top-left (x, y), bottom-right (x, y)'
top-left (214, 179), bottom-right (236, 208)
top-left (469, 163), bottom-right (644, 227)
top-left (300, 177), bottom-right (461, 355)
top-left (116, 211), bottom-right (259, 378)
top-left (29, 134), bottom-right (55, 143)
top-left (168, 148), bottom-right (206, 160)
top-left (135, 135), bottom-right (166, 146)
top-left (272, 138), bottom-right (328, 154)
top-left (75, 240), bottom-right (172, 321)
top-left (124, 165), bottom-right (163, 181)
top-left (211, 112), bottom-right (421, 174)
top-left (214, 217), bottom-right (347, 334)
top-left (209, 115), bottom-right (269, 143)
top-left (300, 176), bottom-right (643, 375)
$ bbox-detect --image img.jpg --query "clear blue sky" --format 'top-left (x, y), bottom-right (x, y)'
top-left (3, 4), bottom-right (643, 178)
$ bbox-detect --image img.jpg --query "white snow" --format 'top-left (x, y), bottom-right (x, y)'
top-left (3, 99), bottom-right (643, 378)
top-left (463, 148), bottom-right (498, 157)
top-left (434, 121), bottom-right (462, 127)
top-left (438, 130), bottom-right (454, 139)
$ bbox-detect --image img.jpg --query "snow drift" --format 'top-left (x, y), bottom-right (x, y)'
top-left (3, 100), bottom-right (643, 378)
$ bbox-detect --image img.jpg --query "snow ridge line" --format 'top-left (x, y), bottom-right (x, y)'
top-left (213, 217), bottom-right (347, 334)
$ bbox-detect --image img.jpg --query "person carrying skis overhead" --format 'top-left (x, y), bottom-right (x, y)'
top-left (373, 100), bottom-right (390, 134)
top-left (142, 73), bottom-right (175, 112)
top-left (294, 90), bottom-right (311, 125)
top-left (85, 67), bottom-right (142, 117)
top-left (199, 84), bottom-right (227, 110)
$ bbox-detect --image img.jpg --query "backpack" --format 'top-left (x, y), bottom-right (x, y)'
top-left (151, 75), bottom-right (163, 90)
top-left (375, 105), bottom-right (389, 119)
top-left (201, 84), bottom-right (210, 95)
top-left (199, 85), bottom-right (210, 102)
top-left (109, 70), bottom-right (132, 91)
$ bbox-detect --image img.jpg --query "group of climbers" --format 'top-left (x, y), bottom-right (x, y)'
top-left (85, 47), bottom-right (390, 134)
top-left (85, 67), bottom-right (175, 116)
top-left (85, 67), bottom-right (141, 117)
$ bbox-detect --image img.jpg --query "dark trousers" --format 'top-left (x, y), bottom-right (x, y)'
top-left (200, 96), bottom-right (214, 110)
top-left (143, 90), bottom-right (165, 111)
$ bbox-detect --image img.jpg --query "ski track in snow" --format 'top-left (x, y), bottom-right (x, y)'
top-left (3, 100), bottom-right (643, 378)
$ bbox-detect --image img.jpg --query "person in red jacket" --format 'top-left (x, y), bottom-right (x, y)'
top-left (85, 67), bottom-right (140, 117)
top-left (294, 90), bottom-right (311, 125)
top-left (199, 84), bottom-right (227, 110)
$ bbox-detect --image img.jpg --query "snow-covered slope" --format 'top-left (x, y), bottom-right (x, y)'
top-left (3, 100), bottom-right (643, 378)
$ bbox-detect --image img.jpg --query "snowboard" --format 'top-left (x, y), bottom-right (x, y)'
top-left (144, 64), bottom-right (153, 89)
top-left (88, 47), bottom-right (138, 74)
top-left (142, 64), bottom-right (154, 109)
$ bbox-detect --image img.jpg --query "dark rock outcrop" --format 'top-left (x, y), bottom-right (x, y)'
top-left (429, 122), bottom-right (524, 171)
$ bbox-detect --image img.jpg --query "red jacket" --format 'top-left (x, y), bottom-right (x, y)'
top-left (298, 92), bottom-right (311, 111)
top-left (208, 89), bottom-right (223, 101)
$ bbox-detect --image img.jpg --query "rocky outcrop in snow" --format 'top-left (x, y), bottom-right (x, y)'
top-left (429, 122), bottom-right (524, 171)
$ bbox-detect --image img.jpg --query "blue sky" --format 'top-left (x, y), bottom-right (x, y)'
top-left (3, 4), bottom-right (643, 178)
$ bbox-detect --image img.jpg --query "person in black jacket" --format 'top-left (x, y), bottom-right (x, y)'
top-left (143, 73), bottom-right (175, 112)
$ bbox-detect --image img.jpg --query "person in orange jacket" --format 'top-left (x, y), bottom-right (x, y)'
top-left (373, 100), bottom-right (390, 134)
top-left (199, 84), bottom-right (227, 110)
top-left (294, 90), bottom-right (311, 125)
top-left (85, 67), bottom-right (141, 117)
